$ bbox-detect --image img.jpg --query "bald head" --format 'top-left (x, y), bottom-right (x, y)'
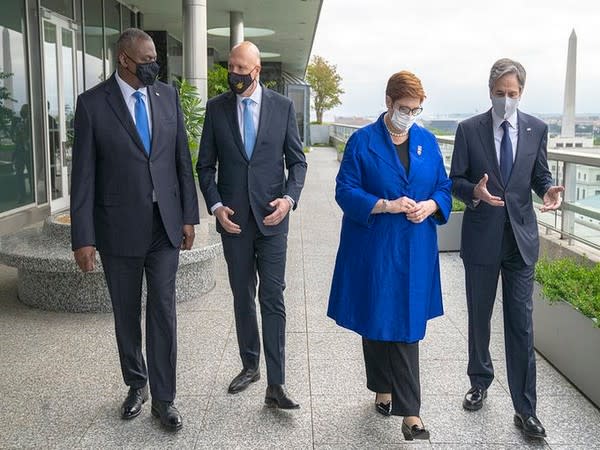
top-left (230, 41), bottom-right (261, 66)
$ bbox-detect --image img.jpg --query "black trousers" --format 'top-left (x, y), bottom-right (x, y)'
top-left (362, 338), bottom-right (421, 416)
top-left (100, 205), bottom-right (180, 402)
top-left (464, 222), bottom-right (537, 417)
top-left (221, 215), bottom-right (287, 385)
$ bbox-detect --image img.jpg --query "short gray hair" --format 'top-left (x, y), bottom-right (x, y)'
top-left (488, 58), bottom-right (526, 91)
top-left (116, 28), bottom-right (152, 53)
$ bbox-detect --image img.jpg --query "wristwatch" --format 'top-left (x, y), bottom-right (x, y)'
top-left (382, 199), bottom-right (389, 212)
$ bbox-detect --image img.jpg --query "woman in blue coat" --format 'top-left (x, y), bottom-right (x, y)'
top-left (327, 71), bottom-right (451, 440)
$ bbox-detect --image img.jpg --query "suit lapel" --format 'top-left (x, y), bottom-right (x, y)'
top-left (510, 111), bottom-right (535, 187)
top-left (104, 74), bottom-right (148, 157)
top-left (147, 84), bottom-right (161, 158)
top-left (223, 91), bottom-right (248, 160)
top-left (406, 126), bottom-right (424, 183)
top-left (477, 110), bottom-right (502, 184)
top-left (253, 87), bottom-right (273, 159)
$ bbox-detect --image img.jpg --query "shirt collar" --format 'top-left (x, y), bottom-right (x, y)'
top-left (237, 82), bottom-right (262, 106)
top-left (491, 107), bottom-right (518, 130)
top-left (115, 69), bottom-right (148, 100)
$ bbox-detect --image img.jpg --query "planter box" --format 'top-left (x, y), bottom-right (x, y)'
top-left (437, 211), bottom-right (463, 252)
top-left (310, 124), bottom-right (330, 145)
top-left (533, 282), bottom-right (600, 408)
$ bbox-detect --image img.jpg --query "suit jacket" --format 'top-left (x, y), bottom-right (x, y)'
top-left (70, 74), bottom-right (199, 257)
top-left (197, 87), bottom-right (307, 236)
top-left (450, 109), bottom-right (553, 266)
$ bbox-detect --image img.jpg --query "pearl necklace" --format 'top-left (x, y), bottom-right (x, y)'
top-left (384, 115), bottom-right (408, 137)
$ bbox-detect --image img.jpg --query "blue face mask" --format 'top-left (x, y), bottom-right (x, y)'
top-left (124, 52), bottom-right (160, 86)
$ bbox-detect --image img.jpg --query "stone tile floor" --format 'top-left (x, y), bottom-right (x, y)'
top-left (1, 147), bottom-right (599, 449)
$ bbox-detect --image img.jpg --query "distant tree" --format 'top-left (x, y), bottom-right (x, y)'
top-left (0, 72), bottom-right (16, 139)
top-left (306, 55), bottom-right (343, 124)
top-left (207, 64), bottom-right (229, 99)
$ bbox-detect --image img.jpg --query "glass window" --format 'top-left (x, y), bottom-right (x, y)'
top-left (41, 0), bottom-right (74, 19)
top-left (104, 0), bottom-right (121, 76)
top-left (121, 5), bottom-right (137, 31)
top-left (83, 0), bottom-right (104, 89)
top-left (0, 0), bottom-right (35, 213)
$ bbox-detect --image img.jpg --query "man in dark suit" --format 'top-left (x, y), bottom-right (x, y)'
top-left (70, 28), bottom-right (199, 431)
top-left (450, 58), bottom-right (564, 438)
top-left (197, 41), bottom-right (307, 409)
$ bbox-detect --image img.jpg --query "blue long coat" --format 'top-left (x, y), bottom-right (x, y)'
top-left (327, 114), bottom-right (452, 342)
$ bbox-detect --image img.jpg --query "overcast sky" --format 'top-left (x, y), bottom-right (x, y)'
top-left (310, 0), bottom-right (600, 119)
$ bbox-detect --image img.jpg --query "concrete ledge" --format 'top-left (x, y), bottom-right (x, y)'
top-left (0, 214), bottom-right (222, 313)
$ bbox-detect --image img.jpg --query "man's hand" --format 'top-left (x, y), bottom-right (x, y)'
top-left (215, 206), bottom-right (241, 234)
top-left (181, 224), bottom-right (195, 250)
top-left (406, 200), bottom-right (439, 224)
top-left (541, 185), bottom-right (565, 212)
top-left (74, 246), bottom-right (96, 272)
top-left (388, 196), bottom-right (417, 214)
top-left (263, 198), bottom-right (291, 226)
top-left (473, 173), bottom-right (504, 207)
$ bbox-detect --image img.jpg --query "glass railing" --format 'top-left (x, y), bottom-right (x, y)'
top-left (330, 123), bottom-right (600, 251)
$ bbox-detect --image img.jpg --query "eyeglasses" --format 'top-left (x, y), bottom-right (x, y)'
top-left (396, 105), bottom-right (423, 116)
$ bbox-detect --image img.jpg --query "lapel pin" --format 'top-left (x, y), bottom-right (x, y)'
top-left (526, 127), bottom-right (531, 132)
top-left (155, 92), bottom-right (160, 96)
top-left (417, 145), bottom-right (422, 156)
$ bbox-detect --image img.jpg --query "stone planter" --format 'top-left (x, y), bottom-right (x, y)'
top-left (533, 282), bottom-right (600, 408)
top-left (0, 213), bottom-right (222, 313)
top-left (310, 124), bottom-right (330, 145)
top-left (437, 211), bottom-right (463, 252)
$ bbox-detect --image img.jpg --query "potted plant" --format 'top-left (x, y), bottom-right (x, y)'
top-left (176, 79), bottom-right (204, 175)
top-left (533, 258), bottom-right (600, 408)
top-left (437, 197), bottom-right (465, 252)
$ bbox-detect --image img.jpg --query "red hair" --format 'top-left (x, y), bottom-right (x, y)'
top-left (386, 71), bottom-right (426, 103)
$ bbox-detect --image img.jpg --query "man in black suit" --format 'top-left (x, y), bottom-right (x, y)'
top-left (70, 28), bottom-right (199, 431)
top-left (450, 58), bottom-right (564, 439)
top-left (197, 41), bottom-right (307, 409)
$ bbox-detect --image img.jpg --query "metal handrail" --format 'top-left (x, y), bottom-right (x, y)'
top-left (329, 123), bottom-right (600, 251)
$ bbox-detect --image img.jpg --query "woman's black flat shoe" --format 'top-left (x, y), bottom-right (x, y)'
top-left (401, 420), bottom-right (430, 440)
top-left (375, 401), bottom-right (391, 416)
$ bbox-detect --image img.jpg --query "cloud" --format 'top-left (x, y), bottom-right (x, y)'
top-left (311, 0), bottom-right (600, 116)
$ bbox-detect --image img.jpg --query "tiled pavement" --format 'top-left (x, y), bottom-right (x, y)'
top-left (1, 146), bottom-right (599, 449)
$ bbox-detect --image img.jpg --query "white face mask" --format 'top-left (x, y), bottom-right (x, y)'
top-left (390, 107), bottom-right (417, 132)
top-left (491, 95), bottom-right (519, 120)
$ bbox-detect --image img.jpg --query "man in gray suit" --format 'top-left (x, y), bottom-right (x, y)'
top-left (197, 41), bottom-right (307, 408)
top-left (450, 58), bottom-right (563, 439)
top-left (71, 29), bottom-right (199, 431)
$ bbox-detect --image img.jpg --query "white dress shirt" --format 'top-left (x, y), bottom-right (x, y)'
top-left (237, 82), bottom-right (262, 145)
top-left (114, 69), bottom-right (153, 137)
top-left (491, 108), bottom-right (518, 164)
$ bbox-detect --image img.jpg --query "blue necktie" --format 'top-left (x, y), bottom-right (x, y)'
top-left (500, 120), bottom-right (513, 185)
top-left (133, 91), bottom-right (151, 155)
top-left (242, 98), bottom-right (256, 159)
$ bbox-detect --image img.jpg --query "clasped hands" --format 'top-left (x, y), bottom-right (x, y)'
top-left (215, 197), bottom-right (291, 234)
top-left (382, 197), bottom-right (438, 224)
top-left (473, 173), bottom-right (564, 212)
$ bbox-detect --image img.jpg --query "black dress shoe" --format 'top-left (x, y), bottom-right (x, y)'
top-left (265, 384), bottom-right (300, 409)
top-left (151, 400), bottom-right (183, 431)
top-left (375, 401), bottom-right (391, 417)
top-left (228, 368), bottom-right (260, 394)
top-left (401, 419), bottom-right (430, 441)
top-left (514, 413), bottom-right (546, 439)
top-left (462, 386), bottom-right (487, 411)
top-left (121, 385), bottom-right (149, 420)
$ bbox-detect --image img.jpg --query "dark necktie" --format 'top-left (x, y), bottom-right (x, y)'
top-left (133, 91), bottom-right (151, 155)
top-left (500, 120), bottom-right (513, 185)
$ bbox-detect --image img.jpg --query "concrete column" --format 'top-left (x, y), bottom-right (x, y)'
top-left (561, 29), bottom-right (577, 138)
top-left (230, 11), bottom-right (244, 49)
top-left (183, 0), bottom-right (207, 105)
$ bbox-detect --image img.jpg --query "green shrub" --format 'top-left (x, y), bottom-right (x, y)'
top-left (535, 258), bottom-right (600, 326)
top-left (451, 197), bottom-right (466, 212)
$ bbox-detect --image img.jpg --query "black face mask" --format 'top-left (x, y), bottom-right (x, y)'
top-left (124, 53), bottom-right (160, 86)
top-left (228, 70), bottom-right (255, 94)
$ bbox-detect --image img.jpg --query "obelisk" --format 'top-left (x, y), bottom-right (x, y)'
top-left (561, 29), bottom-right (577, 138)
